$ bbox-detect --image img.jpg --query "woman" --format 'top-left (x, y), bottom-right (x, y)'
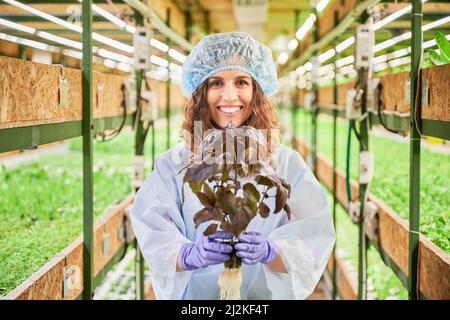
top-left (130, 32), bottom-right (335, 300)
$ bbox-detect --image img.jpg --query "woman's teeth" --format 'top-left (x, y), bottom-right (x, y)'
top-left (218, 106), bottom-right (243, 114)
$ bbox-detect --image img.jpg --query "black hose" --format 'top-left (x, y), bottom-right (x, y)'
top-left (346, 121), bottom-right (353, 203)
top-left (97, 83), bottom-right (128, 142)
top-left (376, 82), bottom-right (402, 135)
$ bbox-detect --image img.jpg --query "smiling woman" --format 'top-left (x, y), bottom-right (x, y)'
top-left (130, 31), bottom-right (336, 300)
top-left (206, 70), bottom-right (253, 128)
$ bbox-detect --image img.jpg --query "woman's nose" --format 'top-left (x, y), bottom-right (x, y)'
top-left (222, 82), bottom-right (238, 101)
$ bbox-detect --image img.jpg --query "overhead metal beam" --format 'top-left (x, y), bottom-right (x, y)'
top-left (396, 12), bottom-right (450, 21)
top-left (14, 0), bottom-right (125, 3)
top-left (0, 13), bottom-right (109, 23)
top-left (0, 116), bottom-right (134, 154)
top-left (122, 0), bottom-right (193, 51)
top-left (283, 0), bottom-right (381, 75)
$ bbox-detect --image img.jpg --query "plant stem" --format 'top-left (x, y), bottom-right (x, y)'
top-left (224, 249), bottom-right (242, 269)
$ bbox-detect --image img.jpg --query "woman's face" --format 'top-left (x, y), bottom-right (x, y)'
top-left (206, 69), bottom-right (253, 128)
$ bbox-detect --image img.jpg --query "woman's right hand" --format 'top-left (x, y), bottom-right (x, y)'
top-left (178, 231), bottom-right (234, 271)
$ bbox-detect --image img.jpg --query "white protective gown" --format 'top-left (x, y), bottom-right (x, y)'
top-left (130, 141), bottom-right (336, 300)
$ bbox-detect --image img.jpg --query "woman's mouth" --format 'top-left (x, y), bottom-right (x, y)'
top-left (216, 105), bottom-right (243, 117)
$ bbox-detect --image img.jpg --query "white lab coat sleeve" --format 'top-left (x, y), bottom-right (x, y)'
top-left (263, 150), bottom-right (336, 299)
top-left (130, 155), bottom-right (192, 300)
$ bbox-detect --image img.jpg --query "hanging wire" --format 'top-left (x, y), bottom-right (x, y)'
top-left (376, 82), bottom-right (403, 134)
top-left (346, 121), bottom-right (353, 203)
top-left (96, 83), bottom-right (128, 142)
top-left (413, 49), bottom-right (424, 136)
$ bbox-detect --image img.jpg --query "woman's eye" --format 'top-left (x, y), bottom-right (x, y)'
top-left (210, 80), bottom-right (222, 87)
top-left (237, 80), bottom-right (248, 86)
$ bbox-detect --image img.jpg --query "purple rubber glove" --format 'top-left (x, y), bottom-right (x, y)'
top-left (235, 231), bottom-right (278, 265)
top-left (178, 231), bottom-right (234, 271)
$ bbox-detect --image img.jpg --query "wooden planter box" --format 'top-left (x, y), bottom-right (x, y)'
top-left (421, 64), bottom-right (450, 121)
top-left (0, 56), bottom-right (125, 129)
top-left (380, 72), bottom-right (410, 113)
top-left (316, 65), bottom-right (449, 122)
top-left (0, 56), bottom-right (186, 130)
top-left (294, 137), bottom-right (450, 300)
top-left (326, 251), bottom-right (358, 300)
top-left (3, 194), bottom-right (145, 300)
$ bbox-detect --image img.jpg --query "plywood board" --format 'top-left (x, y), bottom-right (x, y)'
top-left (61, 238), bottom-right (84, 300)
top-left (0, 56), bottom-right (188, 130)
top-left (318, 86), bottom-right (334, 107)
top-left (326, 252), bottom-right (358, 300)
top-left (4, 195), bottom-right (134, 300)
top-left (419, 237), bottom-right (450, 299)
top-left (316, 66), bottom-right (449, 123)
top-left (294, 137), bottom-right (450, 300)
top-left (421, 64), bottom-right (450, 121)
top-left (0, 56), bottom-right (131, 129)
top-left (145, 282), bottom-right (157, 300)
top-left (148, 0), bottom-right (186, 39)
top-left (93, 194), bottom-right (133, 275)
top-left (148, 79), bottom-right (187, 114)
top-left (318, 0), bottom-right (339, 39)
top-left (380, 72), bottom-right (409, 113)
top-left (0, 40), bottom-right (19, 58)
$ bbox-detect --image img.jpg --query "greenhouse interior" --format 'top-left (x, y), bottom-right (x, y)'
top-left (0, 0), bottom-right (448, 301)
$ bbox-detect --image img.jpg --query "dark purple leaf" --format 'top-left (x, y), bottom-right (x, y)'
top-left (193, 208), bottom-right (213, 228)
top-left (196, 192), bottom-right (215, 208)
top-left (211, 207), bottom-right (225, 221)
top-left (184, 162), bottom-right (222, 185)
top-left (203, 183), bottom-right (216, 203)
top-left (258, 202), bottom-right (270, 218)
top-left (255, 175), bottom-right (275, 188)
top-left (216, 189), bottom-right (237, 215)
top-left (220, 220), bottom-right (233, 233)
top-left (275, 187), bottom-right (288, 213)
top-left (243, 183), bottom-right (260, 203)
top-left (283, 203), bottom-right (292, 220)
top-left (203, 223), bottom-right (218, 236)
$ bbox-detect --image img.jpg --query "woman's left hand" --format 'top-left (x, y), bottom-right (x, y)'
top-left (235, 231), bottom-right (278, 265)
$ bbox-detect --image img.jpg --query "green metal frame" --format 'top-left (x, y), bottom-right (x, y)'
top-left (295, 100), bottom-right (448, 301)
top-left (81, 0), bottom-right (94, 301)
top-left (287, 105), bottom-right (434, 300)
top-left (290, 9), bottom-right (301, 149)
top-left (311, 7), bottom-right (319, 174)
top-left (316, 105), bottom-right (449, 141)
top-left (356, 69), bottom-right (369, 301)
top-left (92, 243), bottom-right (129, 290)
top-left (0, 13), bottom-right (109, 23)
top-left (316, 107), bottom-right (450, 140)
top-left (0, 115), bottom-right (134, 154)
top-left (421, 119), bottom-right (450, 141)
top-left (331, 10), bottom-right (339, 301)
top-left (368, 239), bottom-right (409, 290)
top-left (166, 8), bottom-right (172, 150)
top-left (132, 9), bottom-right (148, 301)
top-left (284, 0), bottom-right (381, 75)
top-left (408, 0), bottom-right (422, 301)
top-left (0, 0), bottom-right (194, 301)
top-left (284, 0), bottom-right (448, 302)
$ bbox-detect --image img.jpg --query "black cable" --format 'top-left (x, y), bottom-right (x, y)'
top-left (413, 67), bottom-right (423, 136)
top-left (97, 83), bottom-right (128, 142)
top-left (346, 121), bottom-right (353, 203)
top-left (376, 82), bottom-right (402, 135)
top-left (351, 120), bottom-right (367, 150)
top-left (117, 215), bottom-right (130, 261)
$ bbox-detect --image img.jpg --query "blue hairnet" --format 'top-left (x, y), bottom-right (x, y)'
top-left (181, 32), bottom-right (278, 98)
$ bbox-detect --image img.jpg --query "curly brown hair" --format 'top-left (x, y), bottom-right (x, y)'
top-left (179, 78), bottom-right (280, 175)
top-left (182, 78), bottom-right (279, 142)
